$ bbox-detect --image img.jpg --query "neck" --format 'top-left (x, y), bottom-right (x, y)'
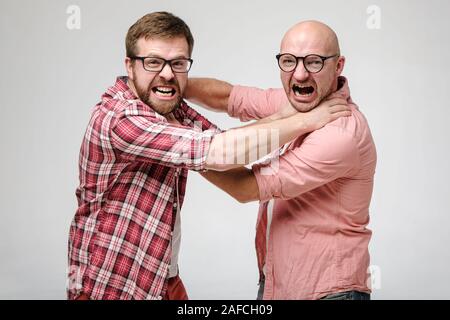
top-left (126, 78), bottom-right (139, 99)
top-left (165, 112), bottom-right (178, 123)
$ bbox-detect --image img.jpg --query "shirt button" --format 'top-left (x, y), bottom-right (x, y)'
top-left (173, 203), bottom-right (178, 208)
top-left (157, 295), bottom-right (162, 300)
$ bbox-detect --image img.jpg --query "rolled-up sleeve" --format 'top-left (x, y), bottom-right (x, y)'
top-left (110, 109), bottom-right (216, 171)
top-left (228, 85), bottom-right (288, 121)
top-left (252, 124), bottom-right (361, 201)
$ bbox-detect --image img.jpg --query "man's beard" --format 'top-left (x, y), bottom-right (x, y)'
top-left (132, 72), bottom-right (182, 115)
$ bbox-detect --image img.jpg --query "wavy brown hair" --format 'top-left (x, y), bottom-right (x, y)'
top-left (126, 11), bottom-right (194, 58)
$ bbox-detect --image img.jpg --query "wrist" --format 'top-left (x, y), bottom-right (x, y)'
top-left (294, 113), bottom-right (310, 132)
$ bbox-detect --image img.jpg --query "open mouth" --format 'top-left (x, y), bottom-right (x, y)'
top-left (292, 84), bottom-right (315, 97)
top-left (152, 86), bottom-right (176, 98)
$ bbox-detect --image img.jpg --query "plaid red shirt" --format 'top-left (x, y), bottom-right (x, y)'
top-left (68, 77), bottom-right (220, 300)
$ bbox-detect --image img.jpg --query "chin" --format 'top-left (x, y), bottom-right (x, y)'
top-left (151, 104), bottom-right (176, 115)
top-left (148, 99), bottom-right (181, 115)
top-left (288, 92), bottom-right (320, 113)
top-left (291, 101), bottom-right (317, 113)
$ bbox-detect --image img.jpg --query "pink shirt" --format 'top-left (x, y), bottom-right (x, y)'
top-left (228, 77), bottom-right (377, 299)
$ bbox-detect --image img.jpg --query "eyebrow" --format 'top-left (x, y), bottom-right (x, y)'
top-left (140, 54), bottom-right (190, 59)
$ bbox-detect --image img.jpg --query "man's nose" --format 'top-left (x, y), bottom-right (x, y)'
top-left (293, 62), bottom-right (310, 82)
top-left (159, 62), bottom-right (175, 80)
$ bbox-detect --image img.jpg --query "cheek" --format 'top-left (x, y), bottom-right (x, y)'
top-left (313, 74), bottom-right (332, 93)
top-left (280, 72), bottom-right (291, 90)
top-left (135, 72), bottom-right (156, 89)
top-left (177, 75), bottom-right (188, 92)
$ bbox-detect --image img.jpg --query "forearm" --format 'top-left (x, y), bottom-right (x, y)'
top-left (205, 112), bottom-right (309, 171)
top-left (184, 78), bottom-right (232, 112)
top-left (245, 102), bottom-right (297, 124)
top-left (200, 167), bottom-right (259, 203)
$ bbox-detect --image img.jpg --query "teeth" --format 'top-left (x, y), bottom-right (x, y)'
top-left (294, 91), bottom-right (312, 97)
top-left (293, 85), bottom-right (314, 97)
top-left (294, 89), bottom-right (313, 97)
top-left (156, 87), bottom-right (173, 93)
top-left (153, 87), bottom-right (175, 96)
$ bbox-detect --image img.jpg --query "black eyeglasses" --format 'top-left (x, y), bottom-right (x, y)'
top-left (129, 56), bottom-right (193, 73)
top-left (276, 53), bottom-right (339, 73)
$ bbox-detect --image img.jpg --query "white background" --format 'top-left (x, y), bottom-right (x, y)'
top-left (1, 0), bottom-right (449, 299)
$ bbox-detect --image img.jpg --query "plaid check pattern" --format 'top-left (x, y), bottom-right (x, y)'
top-left (68, 77), bottom-right (220, 300)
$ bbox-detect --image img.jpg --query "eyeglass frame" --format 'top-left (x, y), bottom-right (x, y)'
top-left (129, 56), bottom-right (194, 73)
top-left (275, 53), bottom-right (339, 73)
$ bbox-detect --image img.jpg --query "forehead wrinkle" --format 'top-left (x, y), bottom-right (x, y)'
top-left (135, 37), bottom-right (189, 58)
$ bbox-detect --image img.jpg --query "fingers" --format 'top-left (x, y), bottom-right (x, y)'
top-left (330, 110), bottom-right (352, 120)
top-left (328, 104), bottom-right (351, 114)
top-left (323, 95), bottom-right (348, 103)
top-left (315, 98), bottom-right (348, 112)
top-left (325, 98), bottom-right (348, 107)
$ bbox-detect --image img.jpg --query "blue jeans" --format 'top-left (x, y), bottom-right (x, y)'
top-left (257, 279), bottom-right (370, 300)
top-left (320, 291), bottom-right (371, 300)
top-left (256, 280), bottom-right (265, 300)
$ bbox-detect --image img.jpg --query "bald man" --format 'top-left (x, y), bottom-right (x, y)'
top-left (185, 21), bottom-right (377, 300)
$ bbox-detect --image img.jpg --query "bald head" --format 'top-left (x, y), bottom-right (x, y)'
top-left (281, 20), bottom-right (340, 56)
top-left (278, 20), bottom-right (345, 113)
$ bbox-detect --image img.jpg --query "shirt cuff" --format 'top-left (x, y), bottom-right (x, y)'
top-left (252, 161), bottom-right (281, 202)
top-left (195, 128), bottom-right (218, 171)
top-left (227, 85), bottom-right (241, 118)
